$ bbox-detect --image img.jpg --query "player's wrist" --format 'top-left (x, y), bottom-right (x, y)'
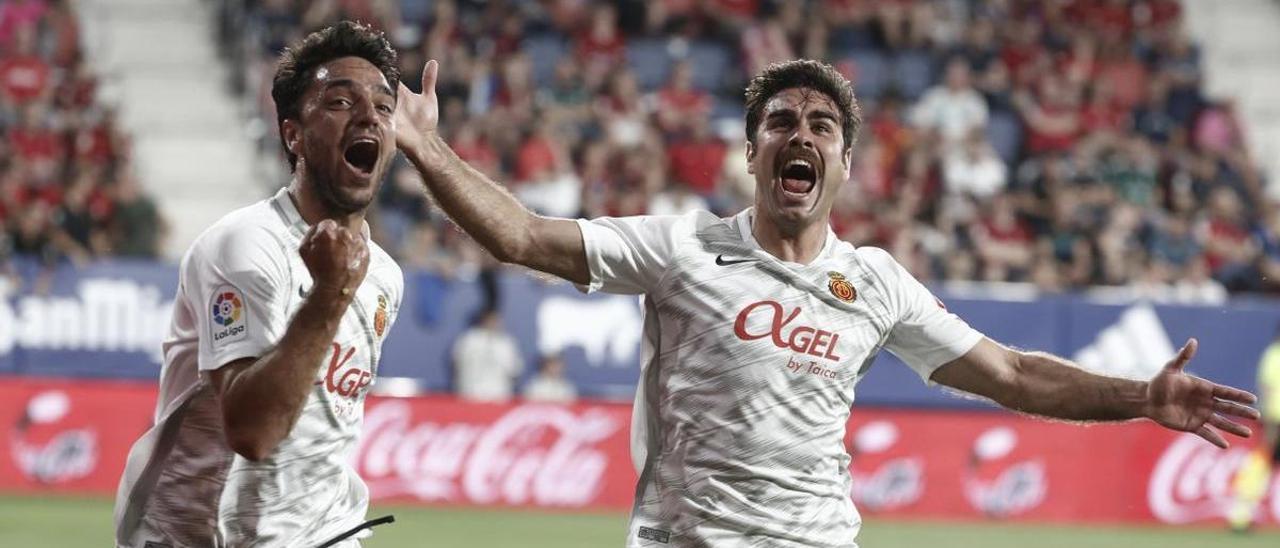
top-left (307, 281), bottom-right (358, 307)
top-left (400, 131), bottom-right (450, 174)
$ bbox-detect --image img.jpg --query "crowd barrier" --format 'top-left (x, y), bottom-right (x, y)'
top-left (1, 377), bottom-right (1273, 526)
top-left (1, 260), bottom-right (1277, 407)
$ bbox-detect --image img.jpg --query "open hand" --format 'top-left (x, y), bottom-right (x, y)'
top-left (299, 219), bottom-right (369, 301)
top-left (394, 59), bottom-right (439, 153)
top-left (1145, 338), bottom-right (1260, 448)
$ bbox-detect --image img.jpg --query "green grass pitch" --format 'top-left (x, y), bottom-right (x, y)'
top-left (2, 494), bottom-right (1277, 547)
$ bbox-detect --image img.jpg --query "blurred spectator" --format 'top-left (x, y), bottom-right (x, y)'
top-left (109, 173), bottom-right (164, 258)
top-left (942, 132), bottom-right (1006, 199)
top-left (216, 0), bottom-right (1273, 298)
top-left (452, 308), bottom-right (523, 402)
top-left (523, 354), bottom-right (578, 403)
top-left (911, 58), bottom-right (987, 148)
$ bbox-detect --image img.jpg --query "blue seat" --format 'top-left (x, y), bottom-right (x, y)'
top-left (522, 34), bottom-right (568, 88)
top-left (986, 109), bottom-right (1023, 166)
top-left (893, 50), bottom-right (937, 100)
top-left (843, 49), bottom-right (889, 100)
top-left (626, 38), bottom-right (672, 91)
top-left (686, 41), bottom-right (732, 92)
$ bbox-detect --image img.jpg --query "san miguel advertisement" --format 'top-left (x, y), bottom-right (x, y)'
top-left (0, 377), bottom-right (1274, 526)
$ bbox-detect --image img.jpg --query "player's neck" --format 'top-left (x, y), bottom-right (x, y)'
top-left (288, 179), bottom-right (366, 234)
top-left (751, 212), bottom-right (828, 265)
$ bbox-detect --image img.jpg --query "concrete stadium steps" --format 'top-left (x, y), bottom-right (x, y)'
top-left (80, 0), bottom-right (267, 259)
top-left (1183, 0), bottom-right (1280, 199)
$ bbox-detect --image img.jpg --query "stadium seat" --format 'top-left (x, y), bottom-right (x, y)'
top-left (842, 49), bottom-right (890, 100)
top-left (893, 50), bottom-right (937, 100)
top-left (626, 38), bottom-right (673, 91)
top-left (522, 34), bottom-right (569, 88)
top-left (986, 109), bottom-right (1024, 166)
top-left (686, 41), bottom-right (733, 92)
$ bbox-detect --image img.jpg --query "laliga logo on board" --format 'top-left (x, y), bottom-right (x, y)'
top-left (9, 391), bottom-right (97, 484)
top-left (848, 420), bottom-right (923, 511)
top-left (962, 427), bottom-right (1047, 517)
top-left (1148, 434), bottom-right (1280, 523)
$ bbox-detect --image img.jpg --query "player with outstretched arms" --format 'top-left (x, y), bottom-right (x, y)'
top-left (114, 22), bottom-right (403, 547)
top-left (393, 57), bottom-right (1261, 547)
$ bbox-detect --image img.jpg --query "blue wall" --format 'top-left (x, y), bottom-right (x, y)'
top-left (2, 260), bottom-right (1276, 407)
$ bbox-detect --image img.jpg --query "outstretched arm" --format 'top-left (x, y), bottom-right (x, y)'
top-left (931, 337), bottom-right (1260, 448)
top-left (393, 60), bottom-right (589, 285)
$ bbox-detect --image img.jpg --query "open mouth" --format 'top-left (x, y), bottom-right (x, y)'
top-left (778, 157), bottom-right (819, 196)
top-left (343, 138), bottom-right (380, 176)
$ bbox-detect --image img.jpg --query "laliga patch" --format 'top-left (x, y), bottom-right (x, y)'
top-left (209, 286), bottom-right (248, 346)
top-left (827, 271), bottom-right (856, 303)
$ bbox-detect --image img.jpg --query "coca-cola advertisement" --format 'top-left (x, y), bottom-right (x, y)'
top-left (0, 377), bottom-right (1274, 527)
top-left (355, 397), bottom-right (635, 509)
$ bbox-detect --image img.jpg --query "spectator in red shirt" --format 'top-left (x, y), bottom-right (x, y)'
top-left (0, 26), bottom-right (51, 105)
top-left (1096, 47), bottom-right (1148, 111)
top-left (575, 4), bottom-right (625, 81)
top-left (1200, 187), bottom-right (1258, 284)
top-left (0, 0), bottom-right (46, 50)
top-left (972, 194), bottom-right (1034, 281)
top-left (654, 60), bottom-right (711, 137)
top-left (666, 114), bottom-right (727, 198)
top-left (1017, 74), bottom-right (1082, 155)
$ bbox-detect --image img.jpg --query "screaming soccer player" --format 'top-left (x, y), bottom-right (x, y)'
top-left (114, 22), bottom-right (403, 547)
top-left (394, 57), bottom-right (1260, 547)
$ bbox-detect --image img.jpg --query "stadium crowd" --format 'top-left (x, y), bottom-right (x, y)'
top-left (223, 0), bottom-right (1271, 301)
top-left (0, 0), bottom-right (162, 286)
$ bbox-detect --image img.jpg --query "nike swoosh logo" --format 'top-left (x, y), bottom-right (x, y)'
top-left (715, 255), bottom-right (754, 266)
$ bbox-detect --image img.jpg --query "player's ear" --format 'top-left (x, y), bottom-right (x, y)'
top-left (745, 140), bottom-right (756, 175)
top-left (281, 119), bottom-right (301, 156)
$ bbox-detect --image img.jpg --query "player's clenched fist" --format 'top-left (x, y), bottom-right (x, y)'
top-left (300, 219), bottom-right (370, 300)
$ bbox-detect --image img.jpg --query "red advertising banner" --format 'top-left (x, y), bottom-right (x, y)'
top-left (0, 377), bottom-right (1274, 526)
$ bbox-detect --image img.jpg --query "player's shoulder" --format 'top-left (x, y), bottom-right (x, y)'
top-left (185, 197), bottom-right (289, 263)
top-left (366, 240), bottom-right (405, 290)
top-left (844, 245), bottom-right (912, 285)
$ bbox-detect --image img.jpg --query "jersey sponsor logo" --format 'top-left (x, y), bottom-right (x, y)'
top-left (732, 300), bottom-right (842, 361)
top-left (374, 294), bottom-right (388, 338)
top-left (637, 526), bottom-right (670, 544)
top-left (714, 254), bottom-right (753, 266)
top-left (321, 342), bottom-right (372, 399)
top-left (827, 271), bottom-right (856, 302)
top-left (209, 287), bottom-right (247, 344)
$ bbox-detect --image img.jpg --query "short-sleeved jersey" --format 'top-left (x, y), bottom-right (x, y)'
top-left (576, 209), bottom-right (982, 547)
top-left (114, 188), bottom-right (403, 547)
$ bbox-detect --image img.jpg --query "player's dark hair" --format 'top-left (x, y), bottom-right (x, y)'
top-left (743, 59), bottom-right (861, 153)
top-left (272, 21), bottom-right (399, 171)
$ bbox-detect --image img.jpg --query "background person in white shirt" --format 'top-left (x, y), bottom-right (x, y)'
top-left (452, 307), bottom-right (523, 402)
top-left (114, 22), bottom-right (404, 548)
top-left (523, 354), bottom-right (578, 403)
top-left (393, 58), bottom-right (1258, 547)
top-left (911, 57), bottom-right (989, 149)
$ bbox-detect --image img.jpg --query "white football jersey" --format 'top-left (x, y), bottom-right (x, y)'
top-left (114, 188), bottom-right (403, 547)
top-left (576, 208), bottom-right (983, 547)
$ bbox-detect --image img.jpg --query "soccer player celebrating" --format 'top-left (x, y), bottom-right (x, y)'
top-left (395, 59), bottom-right (1259, 546)
top-left (114, 22), bottom-right (403, 547)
